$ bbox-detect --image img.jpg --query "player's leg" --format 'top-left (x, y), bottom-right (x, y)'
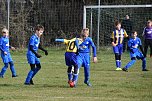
top-left (144, 39), bottom-right (149, 57)
top-left (0, 54), bottom-right (9, 77)
top-left (122, 57), bottom-right (136, 72)
top-left (65, 52), bottom-right (73, 83)
top-left (25, 64), bottom-right (35, 85)
top-left (118, 44), bottom-right (123, 69)
top-left (0, 63), bottom-right (9, 78)
top-left (9, 61), bottom-right (17, 77)
top-left (137, 52), bottom-right (148, 71)
top-left (150, 39), bottom-right (152, 57)
top-left (113, 46), bottom-right (121, 70)
top-left (8, 53), bottom-right (17, 77)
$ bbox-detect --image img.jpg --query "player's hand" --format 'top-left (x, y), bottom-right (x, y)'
top-left (36, 54), bottom-right (42, 58)
top-left (11, 47), bottom-right (15, 51)
top-left (93, 57), bottom-right (97, 63)
top-left (44, 50), bottom-right (48, 55)
top-left (4, 51), bottom-right (7, 55)
top-left (112, 42), bottom-right (116, 47)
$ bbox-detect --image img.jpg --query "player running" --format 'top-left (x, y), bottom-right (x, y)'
top-left (111, 21), bottom-right (128, 71)
top-left (24, 25), bottom-right (48, 85)
top-left (0, 28), bottom-right (18, 78)
top-left (122, 31), bottom-right (148, 72)
top-left (55, 33), bottom-right (79, 87)
top-left (73, 28), bottom-right (97, 87)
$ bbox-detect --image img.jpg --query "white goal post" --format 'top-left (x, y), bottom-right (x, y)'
top-left (83, 5), bottom-right (152, 50)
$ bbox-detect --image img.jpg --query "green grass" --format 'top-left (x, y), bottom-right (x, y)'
top-left (0, 47), bottom-right (152, 101)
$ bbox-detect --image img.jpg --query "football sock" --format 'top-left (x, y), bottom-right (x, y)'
top-left (25, 70), bottom-right (34, 83)
top-left (9, 61), bottom-right (16, 76)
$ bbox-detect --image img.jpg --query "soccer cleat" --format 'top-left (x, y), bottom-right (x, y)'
top-left (30, 79), bottom-right (34, 85)
top-left (122, 68), bottom-right (128, 72)
top-left (24, 82), bottom-right (30, 85)
top-left (116, 68), bottom-right (122, 71)
top-left (84, 81), bottom-right (92, 87)
top-left (142, 69), bottom-right (149, 71)
top-left (69, 81), bottom-right (75, 88)
top-left (12, 75), bottom-right (18, 78)
top-left (68, 80), bottom-right (72, 84)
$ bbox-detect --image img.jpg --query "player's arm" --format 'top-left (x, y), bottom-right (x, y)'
top-left (75, 38), bottom-right (79, 54)
top-left (0, 38), bottom-right (5, 52)
top-left (111, 31), bottom-right (117, 46)
top-left (138, 38), bottom-right (146, 57)
top-left (89, 38), bottom-right (97, 63)
top-left (55, 39), bottom-right (69, 45)
top-left (29, 37), bottom-right (41, 58)
top-left (38, 43), bottom-right (48, 55)
top-left (124, 30), bottom-right (130, 40)
top-left (142, 27), bottom-right (146, 36)
top-left (128, 40), bottom-right (134, 53)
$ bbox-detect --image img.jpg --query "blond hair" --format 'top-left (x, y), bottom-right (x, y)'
top-left (2, 28), bottom-right (9, 33)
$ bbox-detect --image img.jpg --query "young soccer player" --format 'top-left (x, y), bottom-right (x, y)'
top-left (24, 25), bottom-right (48, 85)
top-left (0, 28), bottom-right (18, 78)
top-left (122, 31), bottom-right (148, 72)
top-left (73, 28), bottom-right (97, 87)
top-left (111, 21), bottom-right (128, 70)
top-left (55, 33), bottom-right (79, 87)
top-left (142, 20), bottom-right (152, 57)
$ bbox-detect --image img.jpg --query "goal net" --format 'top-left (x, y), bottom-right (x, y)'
top-left (83, 5), bottom-right (152, 49)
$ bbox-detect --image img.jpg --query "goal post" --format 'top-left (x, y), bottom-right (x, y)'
top-left (83, 5), bottom-right (152, 50)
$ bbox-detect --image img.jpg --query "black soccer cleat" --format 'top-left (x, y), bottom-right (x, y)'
top-left (30, 79), bottom-right (34, 85)
top-left (142, 69), bottom-right (149, 71)
top-left (12, 75), bottom-right (18, 78)
top-left (122, 68), bottom-right (128, 72)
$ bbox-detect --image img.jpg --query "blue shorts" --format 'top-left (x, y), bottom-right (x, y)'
top-left (1, 52), bottom-right (13, 63)
top-left (76, 53), bottom-right (90, 68)
top-left (27, 54), bottom-right (40, 64)
top-left (130, 50), bottom-right (144, 60)
top-left (113, 44), bottom-right (123, 55)
top-left (65, 52), bottom-right (77, 67)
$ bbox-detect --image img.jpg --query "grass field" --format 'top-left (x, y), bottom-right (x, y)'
top-left (0, 47), bottom-right (152, 101)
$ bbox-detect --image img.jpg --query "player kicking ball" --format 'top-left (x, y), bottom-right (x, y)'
top-left (0, 28), bottom-right (18, 78)
top-left (24, 25), bottom-right (48, 85)
top-left (55, 33), bottom-right (79, 88)
top-left (122, 31), bottom-right (148, 72)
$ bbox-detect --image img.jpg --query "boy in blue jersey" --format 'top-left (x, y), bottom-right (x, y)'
top-left (111, 21), bottom-right (128, 71)
top-left (74, 28), bottom-right (97, 87)
top-left (24, 25), bottom-right (48, 85)
top-left (122, 31), bottom-right (148, 72)
top-left (0, 28), bottom-right (17, 78)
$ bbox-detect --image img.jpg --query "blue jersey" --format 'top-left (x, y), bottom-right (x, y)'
top-left (128, 37), bottom-right (142, 53)
top-left (78, 37), bottom-right (96, 57)
top-left (27, 34), bottom-right (40, 55)
top-left (0, 36), bottom-right (10, 53)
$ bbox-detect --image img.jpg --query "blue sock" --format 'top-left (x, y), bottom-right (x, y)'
top-left (125, 60), bottom-right (136, 69)
top-left (72, 74), bottom-right (78, 81)
top-left (116, 60), bottom-right (119, 68)
top-left (142, 58), bottom-right (146, 70)
top-left (0, 63), bottom-right (8, 76)
top-left (119, 60), bottom-right (121, 68)
top-left (68, 73), bottom-right (72, 81)
top-left (9, 61), bottom-right (16, 76)
top-left (25, 70), bottom-right (34, 83)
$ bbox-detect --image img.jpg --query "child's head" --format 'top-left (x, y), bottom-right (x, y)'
top-left (115, 21), bottom-right (121, 30)
top-left (34, 24), bottom-right (44, 37)
top-left (2, 28), bottom-right (9, 37)
top-left (81, 28), bottom-right (89, 39)
top-left (131, 31), bottom-right (137, 39)
top-left (147, 20), bottom-right (152, 27)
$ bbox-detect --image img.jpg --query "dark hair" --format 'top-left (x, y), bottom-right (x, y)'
top-left (132, 31), bottom-right (137, 35)
top-left (34, 24), bottom-right (44, 31)
top-left (115, 21), bottom-right (121, 26)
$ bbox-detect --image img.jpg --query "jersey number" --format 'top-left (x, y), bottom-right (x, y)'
top-left (68, 41), bottom-right (75, 50)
